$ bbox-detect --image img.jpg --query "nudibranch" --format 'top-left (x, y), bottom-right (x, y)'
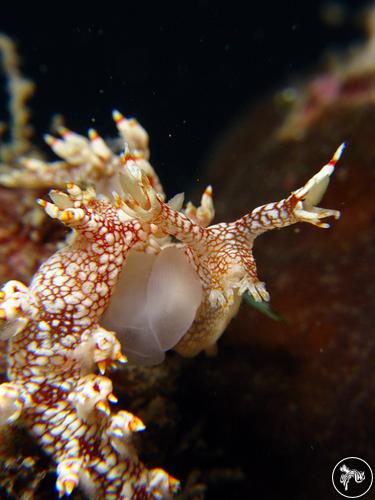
top-left (0, 100), bottom-right (344, 497)
top-left (0, 183), bottom-right (180, 498)
top-left (0, 33), bottom-right (345, 498)
top-left (112, 142), bottom-right (344, 359)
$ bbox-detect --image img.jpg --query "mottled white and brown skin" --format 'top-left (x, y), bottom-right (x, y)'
top-left (121, 144), bottom-right (344, 357)
top-left (0, 184), bottom-right (178, 498)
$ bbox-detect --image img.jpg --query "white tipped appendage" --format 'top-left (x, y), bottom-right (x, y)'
top-left (56, 457), bottom-right (82, 498)
top-left (293, 143), bottom-right (344, 228)
top-left (67, 375), bottom-right (114, 422)
top-left (147, 468), bottom-right (180, 499)
top-left (119, 155), bottom-right (161, 222)
top-left (0, 383), bottom-right (29, 425)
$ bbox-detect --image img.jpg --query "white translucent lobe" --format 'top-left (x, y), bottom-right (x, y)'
top-left (146, 246), bottom-right (202, 351)
top-left (103, 247), bottom-right (202, 366)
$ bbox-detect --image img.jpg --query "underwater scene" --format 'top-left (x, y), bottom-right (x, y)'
top-left (0, 1), bottom-right (374, 499)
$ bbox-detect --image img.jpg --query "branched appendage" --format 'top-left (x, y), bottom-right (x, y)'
top-left (0, 184), bottom-right (178, 498)
top-left (239, 143), bottom-right (344, 235)
top-left (0, 109), bottom-right (164, 200)
top-left (185, 185), bottom-right (215, 227)
top-left (121, 145), bottom-right (344, 357)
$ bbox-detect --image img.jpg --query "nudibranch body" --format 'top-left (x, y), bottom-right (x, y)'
top-left (0, 102), bottom-right (343, 497)
top-left (0, 183), bottom-right (179, 498)
top-left (0, 34), bottom-right (344, 498)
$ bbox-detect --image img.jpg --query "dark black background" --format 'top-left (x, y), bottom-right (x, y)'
top-left (0, 1), bottom-right (370, 197)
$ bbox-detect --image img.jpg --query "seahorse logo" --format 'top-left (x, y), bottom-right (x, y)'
top-left (340, 464), bottom-right (365, 491)
top-left (332, 457), bottom-right (373, 498)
